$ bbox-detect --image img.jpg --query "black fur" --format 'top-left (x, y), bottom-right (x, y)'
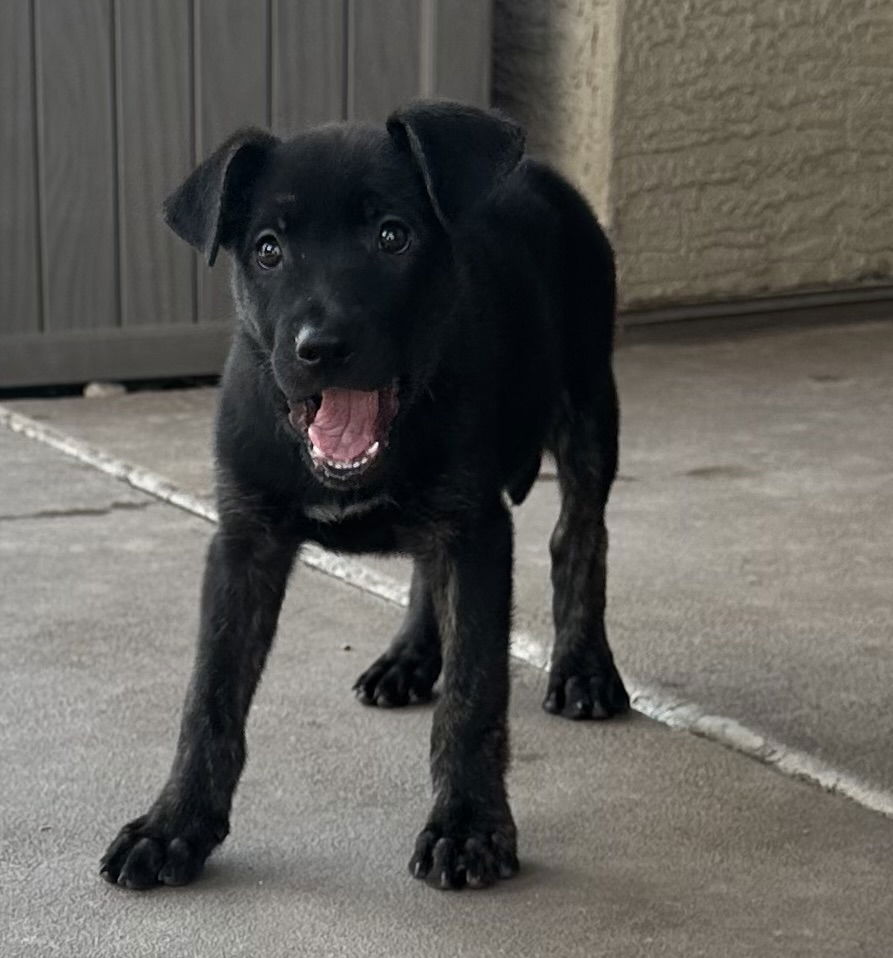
top-left (100, 100), bottom-right (628, 892)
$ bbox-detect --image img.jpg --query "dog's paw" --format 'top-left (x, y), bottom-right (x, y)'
top-left (409, 822), bottom-right (519, 890)
top-left (542, 661), bottom-right (630, 720)
top-left (99, 812), bottom-right (227, 890)
top-left (353, 648), bottom-right (440, 708)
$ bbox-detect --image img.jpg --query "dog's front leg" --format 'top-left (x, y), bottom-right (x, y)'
top-left (100, 524), bottom-right (296, 889)
top-left (409, 503), bottom-right (519, 889)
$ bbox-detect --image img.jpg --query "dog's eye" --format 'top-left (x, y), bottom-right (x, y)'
top-left (378, 220), bottom-right (410, 254)
top-left (255, 236), bottom-right (282, 270)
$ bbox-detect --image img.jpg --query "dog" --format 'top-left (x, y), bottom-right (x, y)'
top-left (99, 100), bottom-right (629, 892)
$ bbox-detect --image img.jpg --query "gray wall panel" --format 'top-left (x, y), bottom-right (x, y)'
top-left (117, 0), bottom-right (194, 327)
top-left (0, 325), bottom-right (230, 387)
top-left (37, 0), bottom-right (117, 332)
top-left (195, 0), bottom-right (270, 326)
top-left (0, 0), bottom-right (41, 336)
top-left (272, 0), bottom-right (345, 134)
top-left (1, 0), bottom-right (492, 384)
top-left (349, 0), bottom-right (421, 122)
top-left (434, 0), bottom-right (491, 104)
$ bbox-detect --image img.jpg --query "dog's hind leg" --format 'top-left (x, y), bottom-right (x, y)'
top-left (353, 562), bottom-right (442, 707)
top-left (544, 372), bottom-right (630, 720)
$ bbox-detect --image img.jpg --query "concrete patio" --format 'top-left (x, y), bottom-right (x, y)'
top-left (2, 317), bottom-right (891, 956)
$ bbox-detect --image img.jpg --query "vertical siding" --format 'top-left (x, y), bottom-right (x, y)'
top-left (195, 0), bottom-right (270, 326)
top-left (116, 0), bottom-right (193, 327)
top-left (272, 0), bottom-right (346, 134)
top-left (433, 0), bottom-right (492, 104)
top-left (36, 0), bottom-right (117, 331)
top-left (0, 0), bottom-right (41, 334)
top-left (0, 0), bottom-right (491, 385)
top-left (348, 0), bottom-right (421, 121)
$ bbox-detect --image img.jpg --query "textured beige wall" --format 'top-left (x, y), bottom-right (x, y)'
top-left (493, 0), bottom-right (893, 309)
top-left (493, 0), bottom-right (619, 220)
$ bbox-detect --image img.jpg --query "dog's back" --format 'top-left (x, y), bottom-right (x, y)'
top-left (430, 156), bottom-right (616, 504)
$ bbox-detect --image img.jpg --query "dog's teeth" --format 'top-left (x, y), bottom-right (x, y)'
top-left (308, 440), bottom-right (380, 474)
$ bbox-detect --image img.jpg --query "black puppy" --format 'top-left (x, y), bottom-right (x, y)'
top-left (100, 100), bottom-right (628, 892)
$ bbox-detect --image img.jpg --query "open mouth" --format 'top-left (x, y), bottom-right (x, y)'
top-left (288, 385), bottom-right (399, 481)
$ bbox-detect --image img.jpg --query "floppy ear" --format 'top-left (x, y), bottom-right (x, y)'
top-left (387, 100), bottom-right (525, 229)
top-left (163, 128), bottom-right (278, 266)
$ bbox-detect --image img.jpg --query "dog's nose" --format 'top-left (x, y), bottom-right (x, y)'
top-left (295, 330), bottom-right (354, 369)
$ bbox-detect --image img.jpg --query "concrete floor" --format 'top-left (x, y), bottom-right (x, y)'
top-left (3, 318), bottom-right (893, 955)
top-left (2, 426), bottom-right (893, 958)
top-left (9, 318), bottom-right (893, 791)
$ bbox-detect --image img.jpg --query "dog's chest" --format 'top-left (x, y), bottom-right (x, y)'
top-left (302, 495), bottom-right (389, 524)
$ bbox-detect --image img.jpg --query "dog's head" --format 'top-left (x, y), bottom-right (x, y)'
top-left (164, 101), bottom-right (524, 489)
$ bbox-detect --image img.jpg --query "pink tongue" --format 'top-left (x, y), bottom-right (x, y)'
top-left (308, 388), bottom-right (379, 462)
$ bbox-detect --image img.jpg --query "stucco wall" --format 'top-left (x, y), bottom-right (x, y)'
top-left (493, 0), bottom-right (893, 310)
top-left (493, 0), bottom-right (618, 220)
